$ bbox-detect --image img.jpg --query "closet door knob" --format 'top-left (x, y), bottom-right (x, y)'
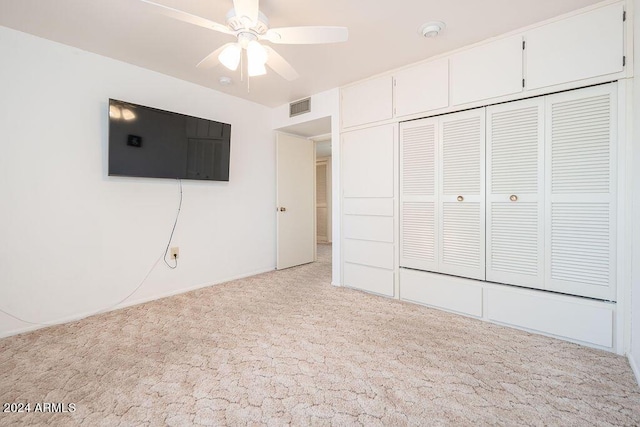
top-left (457, 196), bottom-right (464, 202)
top-left (510, 195), bottom-right (518, 202)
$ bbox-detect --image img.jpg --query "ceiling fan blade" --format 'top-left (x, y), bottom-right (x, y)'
top-left (233, 0), bottom-right (259, 26)
top-left (138, 0), bottom-right (233, 35)
top-left (264, 26), bottom-right (348, 44)
top-left (196, 43), bottom-right (236, 68)
top-left (264, 46), bottom-right (299, 81)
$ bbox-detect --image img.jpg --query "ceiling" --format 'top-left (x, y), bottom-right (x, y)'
top-left (0, 0), bottom-right (603, 107)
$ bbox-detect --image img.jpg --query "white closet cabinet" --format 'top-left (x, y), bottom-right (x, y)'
top-left (450, 35), bottom-right (523, 106)
top-left (486, 98), bottom-right (544, 288)
top-left (394, 59), bottom-right (449, 118)
top-left (341, 76), bottom-right (393, 129)
top-left (545, 84), bottom-right (617, 301)
top-left (342, 124), bottom-right (396, 297)
top-left (438, 109), bottom-right (486, 280)
top-left (525, 3), bottom-right (624, 91)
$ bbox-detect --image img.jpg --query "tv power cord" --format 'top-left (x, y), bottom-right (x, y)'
top-left (0, 178), bottom-right (183, 327)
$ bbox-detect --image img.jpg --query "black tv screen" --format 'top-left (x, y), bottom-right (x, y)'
top-left (108, 99), bottom-right (231, 181)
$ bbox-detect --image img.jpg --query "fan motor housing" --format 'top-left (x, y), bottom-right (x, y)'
top-left (226, 9), bottom-right (269, 34)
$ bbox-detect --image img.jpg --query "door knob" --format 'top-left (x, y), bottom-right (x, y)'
top-left (457, 196), bottom-right (464, 202)
top-left (279, 207), bottom-right (287, 212)
top-left (510, 195), bottom-right (518, 202)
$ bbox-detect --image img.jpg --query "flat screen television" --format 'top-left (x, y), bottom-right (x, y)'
top-left (108, 99), bottom-right (231, 181)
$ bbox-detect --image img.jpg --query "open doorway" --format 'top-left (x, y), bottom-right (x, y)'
top-left (313, 135), bottom-right (332, 244)
top-left (275, 116), bottom-right (332, 270)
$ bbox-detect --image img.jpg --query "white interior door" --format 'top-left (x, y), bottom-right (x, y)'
top-left (276, 132), bottom-right (315, 269)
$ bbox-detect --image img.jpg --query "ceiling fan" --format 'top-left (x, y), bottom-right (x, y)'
top-left (139, 0), bottom-right (349, 81)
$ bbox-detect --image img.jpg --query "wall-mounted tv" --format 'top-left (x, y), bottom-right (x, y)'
top-left (108, 99), bottom-right (231, 181)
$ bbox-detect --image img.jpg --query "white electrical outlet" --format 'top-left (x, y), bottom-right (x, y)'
top-left (170, 247), bottom-right (179, 259)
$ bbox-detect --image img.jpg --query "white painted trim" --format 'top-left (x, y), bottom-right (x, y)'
top-left (314, 143), bottom-right (318, 261)
top-left (310, 133), bottom-right (331, 142)
top-left (617, 78), bottom-right (633, 355)
top-left (331, 113), bottom-right (341, 286)
top-left (0, 266), bottom-right (275, 340)
top-left (393, 123), bottom-right (400, 299)
top-left (628, 353), bottom-right (640, 386)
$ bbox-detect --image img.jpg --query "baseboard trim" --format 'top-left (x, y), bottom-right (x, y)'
top-left (118, 266), bottom-right (275, 310)
top-left (0, 266), bottom-right (275, 339)
top-left (628, 353), bottom-right (640, 387)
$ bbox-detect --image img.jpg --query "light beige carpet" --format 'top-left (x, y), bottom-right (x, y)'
top-left (1, 244), bottom-right (640, 426)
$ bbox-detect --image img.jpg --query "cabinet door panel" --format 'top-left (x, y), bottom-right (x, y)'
top-left (486, 98), bottom-right (544, 288)
top-left (450, 35), bottom-right (523, 106)
top-left (342, 76), bottom-right (393, 128)
top-left (438, 109), bottom-right (485, 280)
top-left (344, 263), bottom-right (394, 297)
top-left (400, 118), bottom-right (439, 271)
top-left (343, 215), bottom-right (394, 243)
top-left (342, 125), bottom-right (395, 198)
top-left (344, 239), bottom-right (394, 270)
top-left (545, 84), bottom-right (617, 300)
top-left (395, 59), bottom-right (449, 117)
top-left (526, 3), bottom-right (624, 91)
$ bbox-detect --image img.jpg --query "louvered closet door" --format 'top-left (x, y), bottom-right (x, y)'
top-left (486, 98), bottom-right (544, 289)
top-left (400, 118), bottom-right (438, 271)
top-left (545, 83), bottom-right (617, 300)
top-left (438, 109), bottom-right (486, 280)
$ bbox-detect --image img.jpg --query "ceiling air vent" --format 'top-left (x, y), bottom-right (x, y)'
top-left (289, 97), bottom-right (311, 117)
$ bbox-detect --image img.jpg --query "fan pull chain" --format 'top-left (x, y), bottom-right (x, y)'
top-left (244, 49), bottom-right (250, 93)
top-left (240, 49), bottom-right (244, 82)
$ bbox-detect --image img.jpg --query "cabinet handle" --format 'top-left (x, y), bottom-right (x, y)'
top-left (457, 196), bottom-right (464, 202)
top-left (510, 195), bottom-right (518, 202)
top-left (279, 207), bottom-right (287, 212)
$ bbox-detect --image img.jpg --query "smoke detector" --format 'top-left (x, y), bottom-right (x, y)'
top-left (419, 21), bottom-right (446, 38)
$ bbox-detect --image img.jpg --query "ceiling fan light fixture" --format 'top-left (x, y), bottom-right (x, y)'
top-left (419, 21), bottom-right (446, 38)
top-left (248, 61), bottom-right (267, 77)
top-left (247, 40), bottom-right (268, 76)
top-left (142, 0), bottom-right (348, 82)
top-left (247, 40), bottom-right (267, 64)
top-left (219, 43), bottom-right (241, 71)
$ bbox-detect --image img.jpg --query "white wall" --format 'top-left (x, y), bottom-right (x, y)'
top-left (630, 0), bottom-right (640, 380)
top-left (0, 27), bottom-right (276, 337)
top-left (272, 89), bottom-right (341, 285)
